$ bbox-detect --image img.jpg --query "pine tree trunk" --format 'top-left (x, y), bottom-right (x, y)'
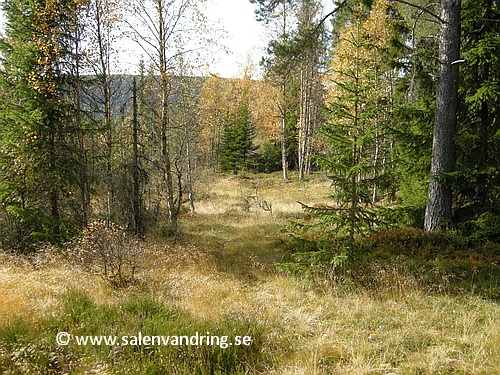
top-left (424, 0), bottom-right (461, 231)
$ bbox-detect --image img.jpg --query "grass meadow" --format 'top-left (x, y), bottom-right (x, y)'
top-left (1, 172), bottom-right (499, 374)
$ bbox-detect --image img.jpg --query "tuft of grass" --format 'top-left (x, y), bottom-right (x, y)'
top-left (1, 243), bottom-right (499, 374)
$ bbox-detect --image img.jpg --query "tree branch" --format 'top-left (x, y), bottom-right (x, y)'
top-left (312, 0), bottom-right (348, 37)
top-left (390, 0), bottom-right (444, 24)
top-left (277, 0), bottom-right (348, 72)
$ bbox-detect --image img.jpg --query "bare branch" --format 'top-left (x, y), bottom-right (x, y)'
top-left (391, 0), bottom-right (444, 24)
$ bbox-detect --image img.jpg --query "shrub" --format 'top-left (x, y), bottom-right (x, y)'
top-left (279, 227), bottom-right (500, 299)
top-left (360, 227), bottom-right (462, 259)
top-left (458, 211), bottom-right (500, 243)
top-left (253, 141), bottom-right (282, 173)
top-left (73, 220), bottom-right (143, 287)
top-left (0, 208), bottom-right (31, 252)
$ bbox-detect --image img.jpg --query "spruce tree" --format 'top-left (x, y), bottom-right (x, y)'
top-left (0, 0), bottom-right (83, 249)
top-left (454, 0), bottom-right (500, 216)
top-left (320, 7), bottom-right (378, 244)
top-left (219, 95), bottom-right (257, 174)
top-left (315, 0), bottom-right (396, 245)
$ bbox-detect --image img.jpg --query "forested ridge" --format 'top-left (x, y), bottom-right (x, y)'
top-left (0, 0), bottom-right (499, 373)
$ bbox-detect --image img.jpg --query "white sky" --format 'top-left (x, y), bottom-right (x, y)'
top-left (204, 0), bottom-right (333, 77)
top-left (205, 0), bottom-right (269, 78)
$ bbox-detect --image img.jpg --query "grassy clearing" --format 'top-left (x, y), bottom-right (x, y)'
top-left (1, 171), bottom-right (499, 374)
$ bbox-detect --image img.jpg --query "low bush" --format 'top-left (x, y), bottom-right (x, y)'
top-left (72, 220), bottom-right (143, 287)
top-left (359, 227), bottom-right (464, 259)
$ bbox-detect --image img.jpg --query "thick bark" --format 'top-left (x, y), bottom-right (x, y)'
top-left (424, 0), bottom-right (461, 231)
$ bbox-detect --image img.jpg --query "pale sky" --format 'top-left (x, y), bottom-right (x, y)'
top-left (0, 0), bottom-right (269, 78)
top-left (205, 0), bottom-right (269, 77)
top-left (204, 0), bottom-right (332, 77)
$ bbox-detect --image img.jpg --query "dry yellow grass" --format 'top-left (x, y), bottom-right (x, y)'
top-left (1, 244), bottom-right (499, 373)
top-left (0, 251), bottom-right (112, 328)
top-left (1, 172), bottom-right (499, 374)
top-left (136, 239), bottom-right (500, 374)
top-left (193, 171), bottom-right (332, 218)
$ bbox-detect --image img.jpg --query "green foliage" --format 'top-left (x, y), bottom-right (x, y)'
top-left (219, 96), bottom-right (257, 174)
top-left (386, 4), bottom-right (436, 219)
top-left (454, 0), bottom-right (500, 215)
top-left (360, 227), bottom-right (465, 259)
top-left (280, 226), bottom-right (500, 299)
top-left (276, 232), bottom-right (349, 280)
top-left (391, 95), bottom-right (434, 211)
top-left (354, 228), bottom-right (500, 298)
top-left (455, 211), bottom-right (500, 244)
top-left (253, 141), bottom-right (282, 173)
top-left (0, 0), bottom-right (84, 249)
top-left (317, 1), bottom-right (396, 245)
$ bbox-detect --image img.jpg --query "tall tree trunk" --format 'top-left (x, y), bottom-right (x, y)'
top-left (158, 2), bottom-right (178, 236)
top-left (280, 3), bottom-right (289, 183)
top-left (93, 0), bottom-right (114, 227)
top-left (48, 120), bottom-right (61, 238)
top-left (160, 78), bottom-right (177, 236)
top-left (185, 121), bottom-right (195, 214)
top-left (424, 0), bottom-right (461, 231)
top-left (281, 83), bottom-right (289, 183)
top-left (74, 19), bottom-right (90, 226)
top-left (132, 78), bottom-right (142, 236)
top-left (298, 65), bottom-right (310, 181)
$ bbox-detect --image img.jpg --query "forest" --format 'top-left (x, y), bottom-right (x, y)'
top-left (0, 0), bottom-right (499, 373)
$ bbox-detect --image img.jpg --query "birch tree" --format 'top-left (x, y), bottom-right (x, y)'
top-left (128, 0), bottom-right (207, 236)
top-left (252, 0), bottom-right (297, 181)
top-left (83, 0), bottom-right (124, 226)
top-left (295, 0), bottom-right (325, 180)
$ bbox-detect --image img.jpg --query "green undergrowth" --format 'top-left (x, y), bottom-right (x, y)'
top-left (177, 213), bottom-right (290, 280)
top-left (280, 227), bottom-right (500, 300)
top-left (0, 290), bottom-right (268, 374)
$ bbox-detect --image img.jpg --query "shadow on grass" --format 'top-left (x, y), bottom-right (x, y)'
top-left (176, 212), bottom-right (293, 282)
